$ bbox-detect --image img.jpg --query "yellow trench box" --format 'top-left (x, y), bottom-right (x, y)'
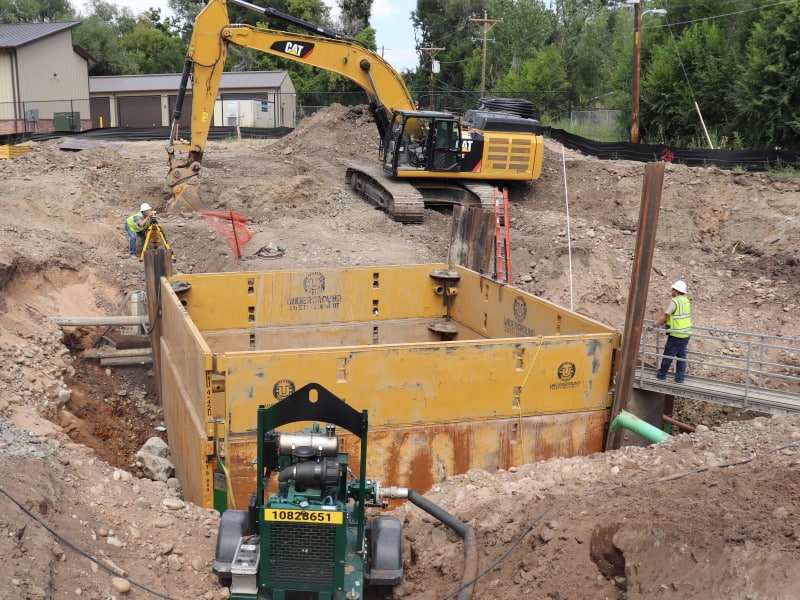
top-left (156, 264), bottom-right (620, 511)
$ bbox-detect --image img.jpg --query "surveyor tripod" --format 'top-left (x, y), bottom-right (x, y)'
top-left (139, 223), bottom-right (175, 262)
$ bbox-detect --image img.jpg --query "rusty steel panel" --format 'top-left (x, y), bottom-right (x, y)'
top-left (448, 205), bottom-right (494, 274)
top-left (219, 334), bottom-right (616, 434)
top-left (159, 341), bottom-right (213, 507)
top-left (160, 265), bottom-right (621, 510)
top-left (158, 281), bottom-right (219, 507)
top-left (223, 411), bottom-right (609, 508)
top-left (451, 271), bottom-right (616, 338)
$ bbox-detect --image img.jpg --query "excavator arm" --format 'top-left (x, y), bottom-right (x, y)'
top-left (166, 0), bottom-right (416, 211)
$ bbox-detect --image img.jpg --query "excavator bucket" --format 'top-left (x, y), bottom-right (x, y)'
top-left (166, 178), bottom-right (207, 213)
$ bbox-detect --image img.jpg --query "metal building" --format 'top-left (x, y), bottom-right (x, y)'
top-left (0, 21), bottom-right (93, 134)
top-left (89, 71), bottom-right (297, 129)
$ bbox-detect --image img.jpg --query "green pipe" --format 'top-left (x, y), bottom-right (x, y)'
top-left (609, 410), bottom-right (670, 443)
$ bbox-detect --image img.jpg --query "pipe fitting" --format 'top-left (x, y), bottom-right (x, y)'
top-left (380, 486), bottom-right (410, 500)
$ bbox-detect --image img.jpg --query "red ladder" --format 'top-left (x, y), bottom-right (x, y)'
top-left (494, 187), bottom-right (512, 284)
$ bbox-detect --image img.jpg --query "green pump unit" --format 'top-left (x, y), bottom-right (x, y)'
top-left (212, 383), bottom-right (403, 599)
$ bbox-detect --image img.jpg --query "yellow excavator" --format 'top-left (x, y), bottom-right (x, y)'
top-left (166, 0), bottom-right (545, 223)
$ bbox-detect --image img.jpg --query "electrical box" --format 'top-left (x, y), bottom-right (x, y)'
top-left (54, 112), bottom-right (80, 132)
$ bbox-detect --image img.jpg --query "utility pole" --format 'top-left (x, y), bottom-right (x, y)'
top-left (631, 1), bottom-right (642, 143)
top-left (469, 12), bottom-right (502, 98)
top-left (629, 2), bottom-right (666, 143)
top-left (420, 47), bottom-right (445, 109)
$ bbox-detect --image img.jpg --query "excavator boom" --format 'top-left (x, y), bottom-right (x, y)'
top-left (166, 0), bottom-right (415, 211)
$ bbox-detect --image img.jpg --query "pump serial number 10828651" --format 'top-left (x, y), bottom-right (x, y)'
top-left (264, 509), bottom-right (344, 524)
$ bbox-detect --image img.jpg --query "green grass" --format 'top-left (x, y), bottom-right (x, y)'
top-left (768, 164), bottom-right (800, 179)
top-left (543, 116), bottom-right (627, 142)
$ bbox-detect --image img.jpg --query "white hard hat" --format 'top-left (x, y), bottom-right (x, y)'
top-left (672, 280), bottom-right (687, 294)
top-left (140, 202), bottom-right (152, 212)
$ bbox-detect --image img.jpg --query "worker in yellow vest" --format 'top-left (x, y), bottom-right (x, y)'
top-left (124, 203), bottom-right (155, 257)
top-left (654, 280), bottom-right (692, 383)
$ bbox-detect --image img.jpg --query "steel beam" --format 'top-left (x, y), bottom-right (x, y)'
top-left (52, 316), bottom-right (147, 326)
top-left (607, 162), bottom-right (665, 450)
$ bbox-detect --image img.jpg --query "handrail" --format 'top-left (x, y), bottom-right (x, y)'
top-left (633, 321), bottom-right (800, 407)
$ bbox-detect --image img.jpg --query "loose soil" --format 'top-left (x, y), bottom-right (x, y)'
top-left (0, 104), bottom-right (799, 600)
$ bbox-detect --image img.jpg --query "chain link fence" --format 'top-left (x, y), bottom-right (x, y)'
top-left (2, 90), bottom-right (598, 135)
top-left (0, 99), bottom-right (91, 135)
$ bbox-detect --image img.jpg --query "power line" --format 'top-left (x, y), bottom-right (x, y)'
top-left (644, 0), bottom-right (798, 29)
top-left (420, 46), bottom-right (445, 109)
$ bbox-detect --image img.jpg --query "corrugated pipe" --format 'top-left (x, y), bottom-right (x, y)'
top-left (383, 487), bottom-right (477, 600)
top-left (609, 410), bottom-right (671, 443)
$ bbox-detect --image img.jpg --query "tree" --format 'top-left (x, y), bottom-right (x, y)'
top-left (74, 18), bottom-right (138, 75)
top-left (0, 0), bottom-right (73, 23)
top-left (80, 0), bottom-right (137, 33)
top-left (339, 0), bottom-right (370, 35)
top-left (487, 0), bottom-right (562, 116)
top-left (73, 1), bottom-right (140, 75)
top-left (410, 0), bottom-right (486, 109)
top-left (120, 18), bottom-right (185, 74)
top-left (566, 4), bottom-right (629, 108)
top-left (644, 21), bottom-right (737, 146)
top-left (734, 1), bottom-right (800, 148)
top-left (143, 7), bottom-right (174, 34)
top-left (168, 0), bottom-right (205, 41)
top-left (548, 0), bottom-right (631, 113)
top-left (489, 0), bottom-right (555, 83)
top-left (495, 46), bottom-right (569, 96)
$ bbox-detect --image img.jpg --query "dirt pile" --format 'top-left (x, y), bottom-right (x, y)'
top-left (394, 413), bottom-right (800, 600)
top-left (0, 103), bottom-right (798, 599)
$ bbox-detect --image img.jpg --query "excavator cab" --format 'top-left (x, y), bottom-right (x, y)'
top-left (381, 111), bottom-right (463, 175)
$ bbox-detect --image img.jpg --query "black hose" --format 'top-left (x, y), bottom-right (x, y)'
top-left (262, 5), bottom-right (344, 39)
top-left (477, 97), bottom-right (538, 120)
top-left (406, 489), bottom-right (477, 600)
top-left (168, 58), bottom-right (193, 146)
top-left (172, 58), bottom-right (192, 124)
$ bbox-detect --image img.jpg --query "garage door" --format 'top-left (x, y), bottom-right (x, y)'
top-left (118, 96), bottom-right (162, 127)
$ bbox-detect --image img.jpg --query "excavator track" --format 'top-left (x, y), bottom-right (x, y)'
top-left (346, 166), bottom-right (425, 224)
top-left (347, 167), bottom-right (504, 224)
top-left (458, 182), bottom-right (499, 211)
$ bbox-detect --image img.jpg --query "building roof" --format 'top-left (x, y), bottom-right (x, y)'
top-left (0, 21), bottom-right (81, 49)
top-left (89, 71), bottom-right (289, 94)
top-left (73, 44), bottom-right (97, 65)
